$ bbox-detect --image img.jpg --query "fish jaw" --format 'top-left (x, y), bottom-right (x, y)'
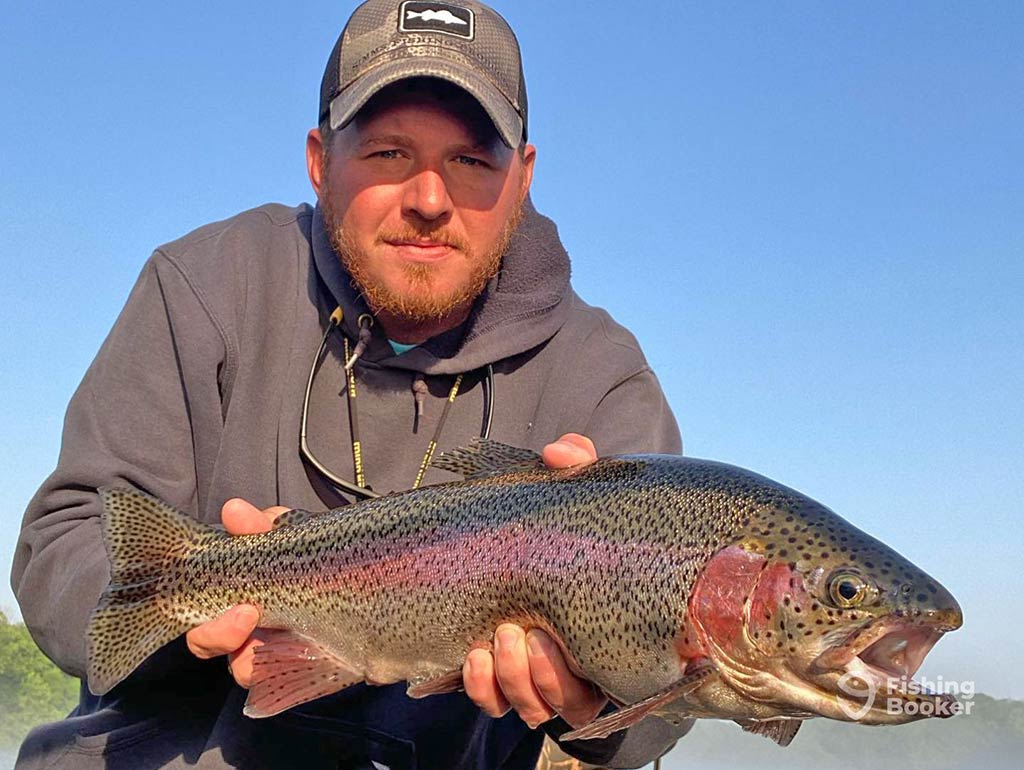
top-left (799, 615), bottom-right (963, 724)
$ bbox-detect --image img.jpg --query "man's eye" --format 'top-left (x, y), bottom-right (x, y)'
top-left (455, 155), bottom-right (486, 167)
top-left (371, 149), bottom-right (402, 159)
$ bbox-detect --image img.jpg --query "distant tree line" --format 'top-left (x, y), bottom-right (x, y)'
top-left (0, 610), bottom-right (77, 747)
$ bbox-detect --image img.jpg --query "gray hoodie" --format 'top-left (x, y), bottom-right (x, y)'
top-left (12, 201), bottom-right (683, 770)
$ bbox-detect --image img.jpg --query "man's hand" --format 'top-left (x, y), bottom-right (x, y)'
top-left (463, 432), bottom-right (607, 730)
top-left (184, 498), bottom-right (287, 687)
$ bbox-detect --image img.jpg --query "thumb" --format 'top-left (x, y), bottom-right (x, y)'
top-left (542, 433), bottom-right (598, 469)
top-left (221, 498), bottom-right (286, 536)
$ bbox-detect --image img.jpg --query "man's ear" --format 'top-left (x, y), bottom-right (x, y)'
top-left (519, 143), bottom-right (537, 199)
top-left (306, 128), bottom-right (326, 199)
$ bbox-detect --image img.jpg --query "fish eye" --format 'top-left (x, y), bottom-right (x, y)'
top-left (827, 572), bottom-right (871, 608)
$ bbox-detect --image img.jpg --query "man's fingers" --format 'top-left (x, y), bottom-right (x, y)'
top-left (221, 498), bottom-right (290, 536)
top-left (526, 630), bottom-right (606, 729)
top-left (463, 648), bottom-right (510, 718)
top-left (542, 433), bottom-right (598, 470)
top-left (226, 631), bottom-right (270, 688)
top-left (492, 625), bottom-right (556, 728)
top-left (185, 604), bottom-right (260, 659)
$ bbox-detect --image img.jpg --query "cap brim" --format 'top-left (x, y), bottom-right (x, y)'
top-left (329, 58), bottom-right (523, 149)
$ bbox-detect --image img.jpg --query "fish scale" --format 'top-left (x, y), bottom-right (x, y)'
top-left (87, 440), bottom-right (962, 744)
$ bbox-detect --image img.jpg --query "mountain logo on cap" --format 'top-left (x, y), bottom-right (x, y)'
top-left (399, 1), bottom-right (475, 40)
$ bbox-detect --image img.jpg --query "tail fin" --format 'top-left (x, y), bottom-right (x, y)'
top-left (87, 486), bottom-right (223, 695)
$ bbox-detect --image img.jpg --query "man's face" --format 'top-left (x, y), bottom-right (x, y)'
top-left (312, 85), bottom-right (535, 327)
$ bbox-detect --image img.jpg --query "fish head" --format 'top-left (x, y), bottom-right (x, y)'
top-left (683, 498), bottom-right (962, 726)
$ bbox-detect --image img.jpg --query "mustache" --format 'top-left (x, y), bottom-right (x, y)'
top-left (376, 227), bottom-right (470, 252)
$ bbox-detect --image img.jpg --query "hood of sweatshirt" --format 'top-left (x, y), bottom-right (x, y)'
top-left (311, 197), bottom-right (573, 376)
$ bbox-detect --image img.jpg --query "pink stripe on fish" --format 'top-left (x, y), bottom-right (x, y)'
top-left (310, 524), bottom-right (699, 595)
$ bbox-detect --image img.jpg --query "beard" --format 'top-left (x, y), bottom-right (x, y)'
top-left (321, 181), bottom-right (524, 324)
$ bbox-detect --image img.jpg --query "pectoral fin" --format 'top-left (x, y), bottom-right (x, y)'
top-left (560, 665), bottom-right (713, 741)
top-left (244, 630), bottom-right (363, 718)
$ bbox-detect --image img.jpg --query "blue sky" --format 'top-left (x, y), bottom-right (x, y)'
top-left (1, 1), bottom-right (1021, 701)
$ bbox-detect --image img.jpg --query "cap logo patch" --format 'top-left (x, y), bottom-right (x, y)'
top-left (399, 1), bottom-right (474, 40)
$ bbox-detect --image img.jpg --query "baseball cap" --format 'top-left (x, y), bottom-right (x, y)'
top-left (319, 0), bottom-right (528, 148)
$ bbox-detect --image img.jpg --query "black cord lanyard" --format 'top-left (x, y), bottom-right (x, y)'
top-left (300, 307), bottom-right (494, 500)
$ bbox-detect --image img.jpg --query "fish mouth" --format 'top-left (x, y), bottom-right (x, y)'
top-left (858, 625), bottom-right (940, 682)
top-left (813, 619), bottom-right (961, 721)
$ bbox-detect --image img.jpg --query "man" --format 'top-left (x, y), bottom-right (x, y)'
top-left (12, 1), bottom-right (683, 768)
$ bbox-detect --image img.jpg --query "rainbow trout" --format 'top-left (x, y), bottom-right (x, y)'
top-left (87, 441), bottom-right (962, 745)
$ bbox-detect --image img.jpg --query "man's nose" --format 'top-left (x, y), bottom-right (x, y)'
top-left (402, 168), bottom-right (453, 223)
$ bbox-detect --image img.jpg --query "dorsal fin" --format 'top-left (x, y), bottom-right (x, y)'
top-left (431, 439), bottom-right (543, 480)
top-left (272, 509), bottom-right (322, 529)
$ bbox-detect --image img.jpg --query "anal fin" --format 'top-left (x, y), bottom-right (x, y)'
top-left (560, 664), bottom-right (713, 741)
top-left (736, 718), bottom-right (803, 746)
top-left (244, 630), bottom-right (363, 718)
top-left (406, 669), bottom-right (465, 698)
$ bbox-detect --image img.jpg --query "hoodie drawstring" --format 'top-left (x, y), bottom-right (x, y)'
top-left (412, 374), bottom-right (429, 428)
top-left (344, 313), bottom-right (374, 372)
